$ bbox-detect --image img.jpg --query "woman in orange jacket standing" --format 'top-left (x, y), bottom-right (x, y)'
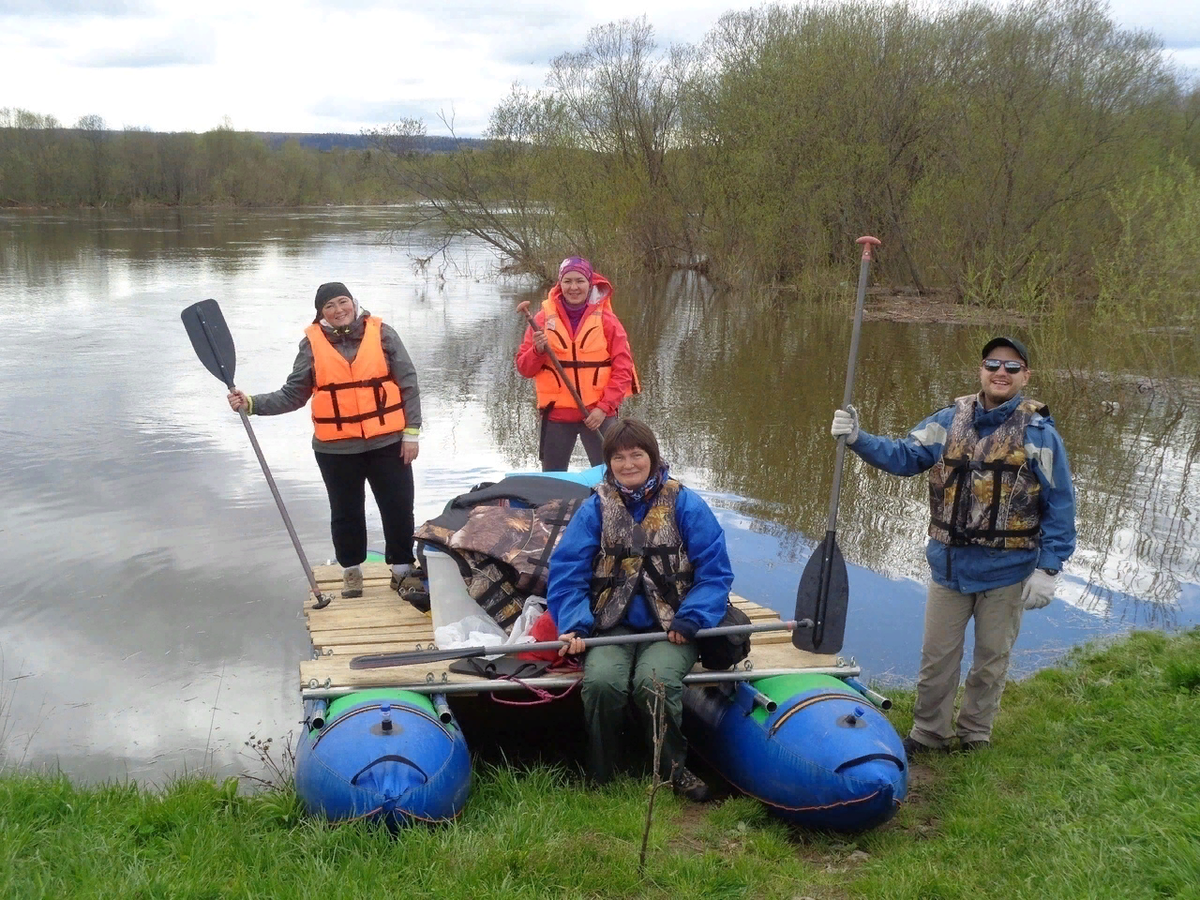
top-left (515, 257), bottom-right (639, 471)
top-left (227, 282), bottom-right (422, 599)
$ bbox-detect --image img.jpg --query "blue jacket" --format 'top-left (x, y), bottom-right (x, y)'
top-left (547, 484), bottom-right (734, 638)
top-left (849, 393), bottom-right (1076, 592)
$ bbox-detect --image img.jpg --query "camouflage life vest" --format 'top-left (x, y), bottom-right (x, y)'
top-left (589, 479), bottom-right (694, 631)
top-left (928, 394), bottom-right (1046, 550)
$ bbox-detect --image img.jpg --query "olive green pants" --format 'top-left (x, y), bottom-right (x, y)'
top-left (580, 627), bottom-right (699, 784)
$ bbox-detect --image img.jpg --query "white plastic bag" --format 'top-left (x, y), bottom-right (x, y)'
top-left (433, 614), bottom-right (508, 652)
top-left (502, 596), bottom-right (548, 647)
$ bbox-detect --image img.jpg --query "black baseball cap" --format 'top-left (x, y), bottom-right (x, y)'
top-left (981, 336), bottom-right (1029, 366)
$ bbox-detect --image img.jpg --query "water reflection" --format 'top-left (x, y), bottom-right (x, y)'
top-left (0, 208), bottom-right (1196, 786)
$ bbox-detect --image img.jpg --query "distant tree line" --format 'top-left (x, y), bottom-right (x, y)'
top-left (381, 0), bottom-right (1200, 323)
top-left (0, 112), bottom-right (412, 207)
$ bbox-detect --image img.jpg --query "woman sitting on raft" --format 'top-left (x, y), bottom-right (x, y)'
top-left (547, 418), bottom-right (733, 802)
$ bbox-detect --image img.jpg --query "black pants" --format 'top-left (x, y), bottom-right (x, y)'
top-left (539, 416), bottom-right (615, 472)
top-left (314, 443), bottom-right (415, 568)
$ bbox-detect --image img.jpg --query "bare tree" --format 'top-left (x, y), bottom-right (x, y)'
top-left (639, 674), bottom-right (674, 876)
top-left (76, 114), bottom-right (107, 206)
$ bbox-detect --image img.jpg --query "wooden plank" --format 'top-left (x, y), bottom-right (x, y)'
top-left (301, 558), bottom-right (823, 693)
top-left (306, 605), bottom-right (432, 627)
top-left (313, 562), bottom-right (393, 583)
top-left (311, 625), bottom-right (440, 646)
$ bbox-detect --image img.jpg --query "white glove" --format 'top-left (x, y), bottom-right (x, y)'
top-left (1022, 568), bottom-right (1057, 610)
top-left (830, 406), bottom-right (860, 445)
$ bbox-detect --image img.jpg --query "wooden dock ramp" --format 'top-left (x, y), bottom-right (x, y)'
top-left (300, 562), bottom-right (851, 698)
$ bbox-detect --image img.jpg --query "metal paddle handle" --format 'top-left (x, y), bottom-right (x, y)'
top-left (233, 409), bottom-right (327, 606)
top-left (826, 236), bottom-right (880, 531)
top-left (802, 235), bottom-right (880, 652)
top-left (349, 619), bottom-right (804, 669)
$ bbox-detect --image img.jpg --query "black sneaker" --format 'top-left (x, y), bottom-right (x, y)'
top-left (902, 736), bottom-right (950, 756)
top-left (389, 563), bottom-right (424, 591)
top-left (959, 739), bottom-right (991, 753)
top-left (672, 767), bottom-right (713, 803)
top-left (398, 586), bottom-right (431, 614)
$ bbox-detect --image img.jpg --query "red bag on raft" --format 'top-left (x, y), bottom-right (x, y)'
top-left (516, 610), bottom-right (572, 664)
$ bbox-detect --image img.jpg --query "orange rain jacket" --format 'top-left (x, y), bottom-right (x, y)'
top-left (514, 275), bottom-right (639, 422)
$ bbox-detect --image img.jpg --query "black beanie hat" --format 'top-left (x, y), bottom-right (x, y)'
top-left (314, 282), bottom-right (353, 323)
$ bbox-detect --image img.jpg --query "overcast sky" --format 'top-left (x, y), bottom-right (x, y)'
top-left (1, 0), bottom-right (1196, 136)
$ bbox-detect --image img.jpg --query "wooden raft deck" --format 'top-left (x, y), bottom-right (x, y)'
top-left (299, 562), bottom-right (853, 698)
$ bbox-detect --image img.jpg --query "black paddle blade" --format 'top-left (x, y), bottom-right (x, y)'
top-left (349, 645), bottom-right (492, 669)
top-left (181, 298), bottom-right (236, 388)
top-left (793, 532), bottom-right (849, 654)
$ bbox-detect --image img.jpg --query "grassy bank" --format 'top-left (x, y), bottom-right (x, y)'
top-left (2, 630), bottom-right (1197, 899)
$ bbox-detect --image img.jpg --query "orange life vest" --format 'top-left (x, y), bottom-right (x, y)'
top-left (533, 292), bottom-right (639, 411)
top-left (305, 316), bottom-right (406, 441)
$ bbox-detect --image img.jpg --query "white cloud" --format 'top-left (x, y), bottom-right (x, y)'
top-left (76, 21), bottom-right (217, 67)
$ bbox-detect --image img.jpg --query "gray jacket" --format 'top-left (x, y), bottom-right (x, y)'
top-left (249, 311), bottom-right (422, 455)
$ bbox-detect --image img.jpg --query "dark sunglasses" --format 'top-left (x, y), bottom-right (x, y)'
top-left (982, 358), bottom-right (1026, 373)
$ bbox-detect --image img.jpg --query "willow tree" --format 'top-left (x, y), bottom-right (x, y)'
top-left (542, 16), bottom-right (701, 272)
top-left (688, 0), bottom-right (1186, 302)
top-left (377, 18), bottom-right (699, 280)
top-left (909, 0), bottom-right (1182, 307)
top-left (689, 1), bottom-right (951, 285)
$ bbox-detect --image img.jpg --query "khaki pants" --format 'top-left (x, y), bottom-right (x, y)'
top-left (910, 580), bottom-right (1025, 747)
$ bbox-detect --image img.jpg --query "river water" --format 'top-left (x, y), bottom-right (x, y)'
top-left (1, 208), bottom-right (1197, 785)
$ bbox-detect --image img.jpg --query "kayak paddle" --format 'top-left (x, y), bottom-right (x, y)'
top-left (792, 236), bottom-right (881, 653)
top-left (180, 298), bottom-right (334, 610)
top-left (348, 618), bottom-right (806, 669)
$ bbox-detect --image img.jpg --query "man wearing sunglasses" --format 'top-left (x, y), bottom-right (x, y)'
top-left (830, 336), bottom-right (1076, 755)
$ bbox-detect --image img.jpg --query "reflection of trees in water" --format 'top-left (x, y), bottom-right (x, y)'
top-left (0, 208), bottom-right (426, 287)
top-left (428, 279), bottom-right (545, 470)
top-left (481, 270), bottom-right (1200, 625)
top-left (1055, 374), bottom-right (1200, 619)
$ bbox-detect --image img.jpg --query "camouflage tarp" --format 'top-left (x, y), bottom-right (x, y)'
top-left (415, 497), bottom-right (583, 631)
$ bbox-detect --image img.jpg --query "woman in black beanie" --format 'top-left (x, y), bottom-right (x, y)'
top-left (227, 282), bottom-right (422, 597)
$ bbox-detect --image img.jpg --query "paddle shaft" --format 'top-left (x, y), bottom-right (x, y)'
top-left (350, 619), bottom-right (802, 669)
top-left (810, 236), bottom-right (879, 649)
top-left (518, 303), bottom-right (596, 424)
top-left (189, 305), bottom-right (327, 607)
top-left (825, 237), bottom-right (878, 532)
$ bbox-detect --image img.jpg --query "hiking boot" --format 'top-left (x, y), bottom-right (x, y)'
top-left (342, 566), bottom-right (363, 598)
top-left (672, 767), bottom-right (713, 803)
top-left (959, 739), bottom-right (991, 754)
top-left (902, 736), bottom-right (950, 757)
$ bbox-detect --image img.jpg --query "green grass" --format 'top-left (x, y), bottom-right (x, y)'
top-left (2, 630), bottom-right (1198, 899)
